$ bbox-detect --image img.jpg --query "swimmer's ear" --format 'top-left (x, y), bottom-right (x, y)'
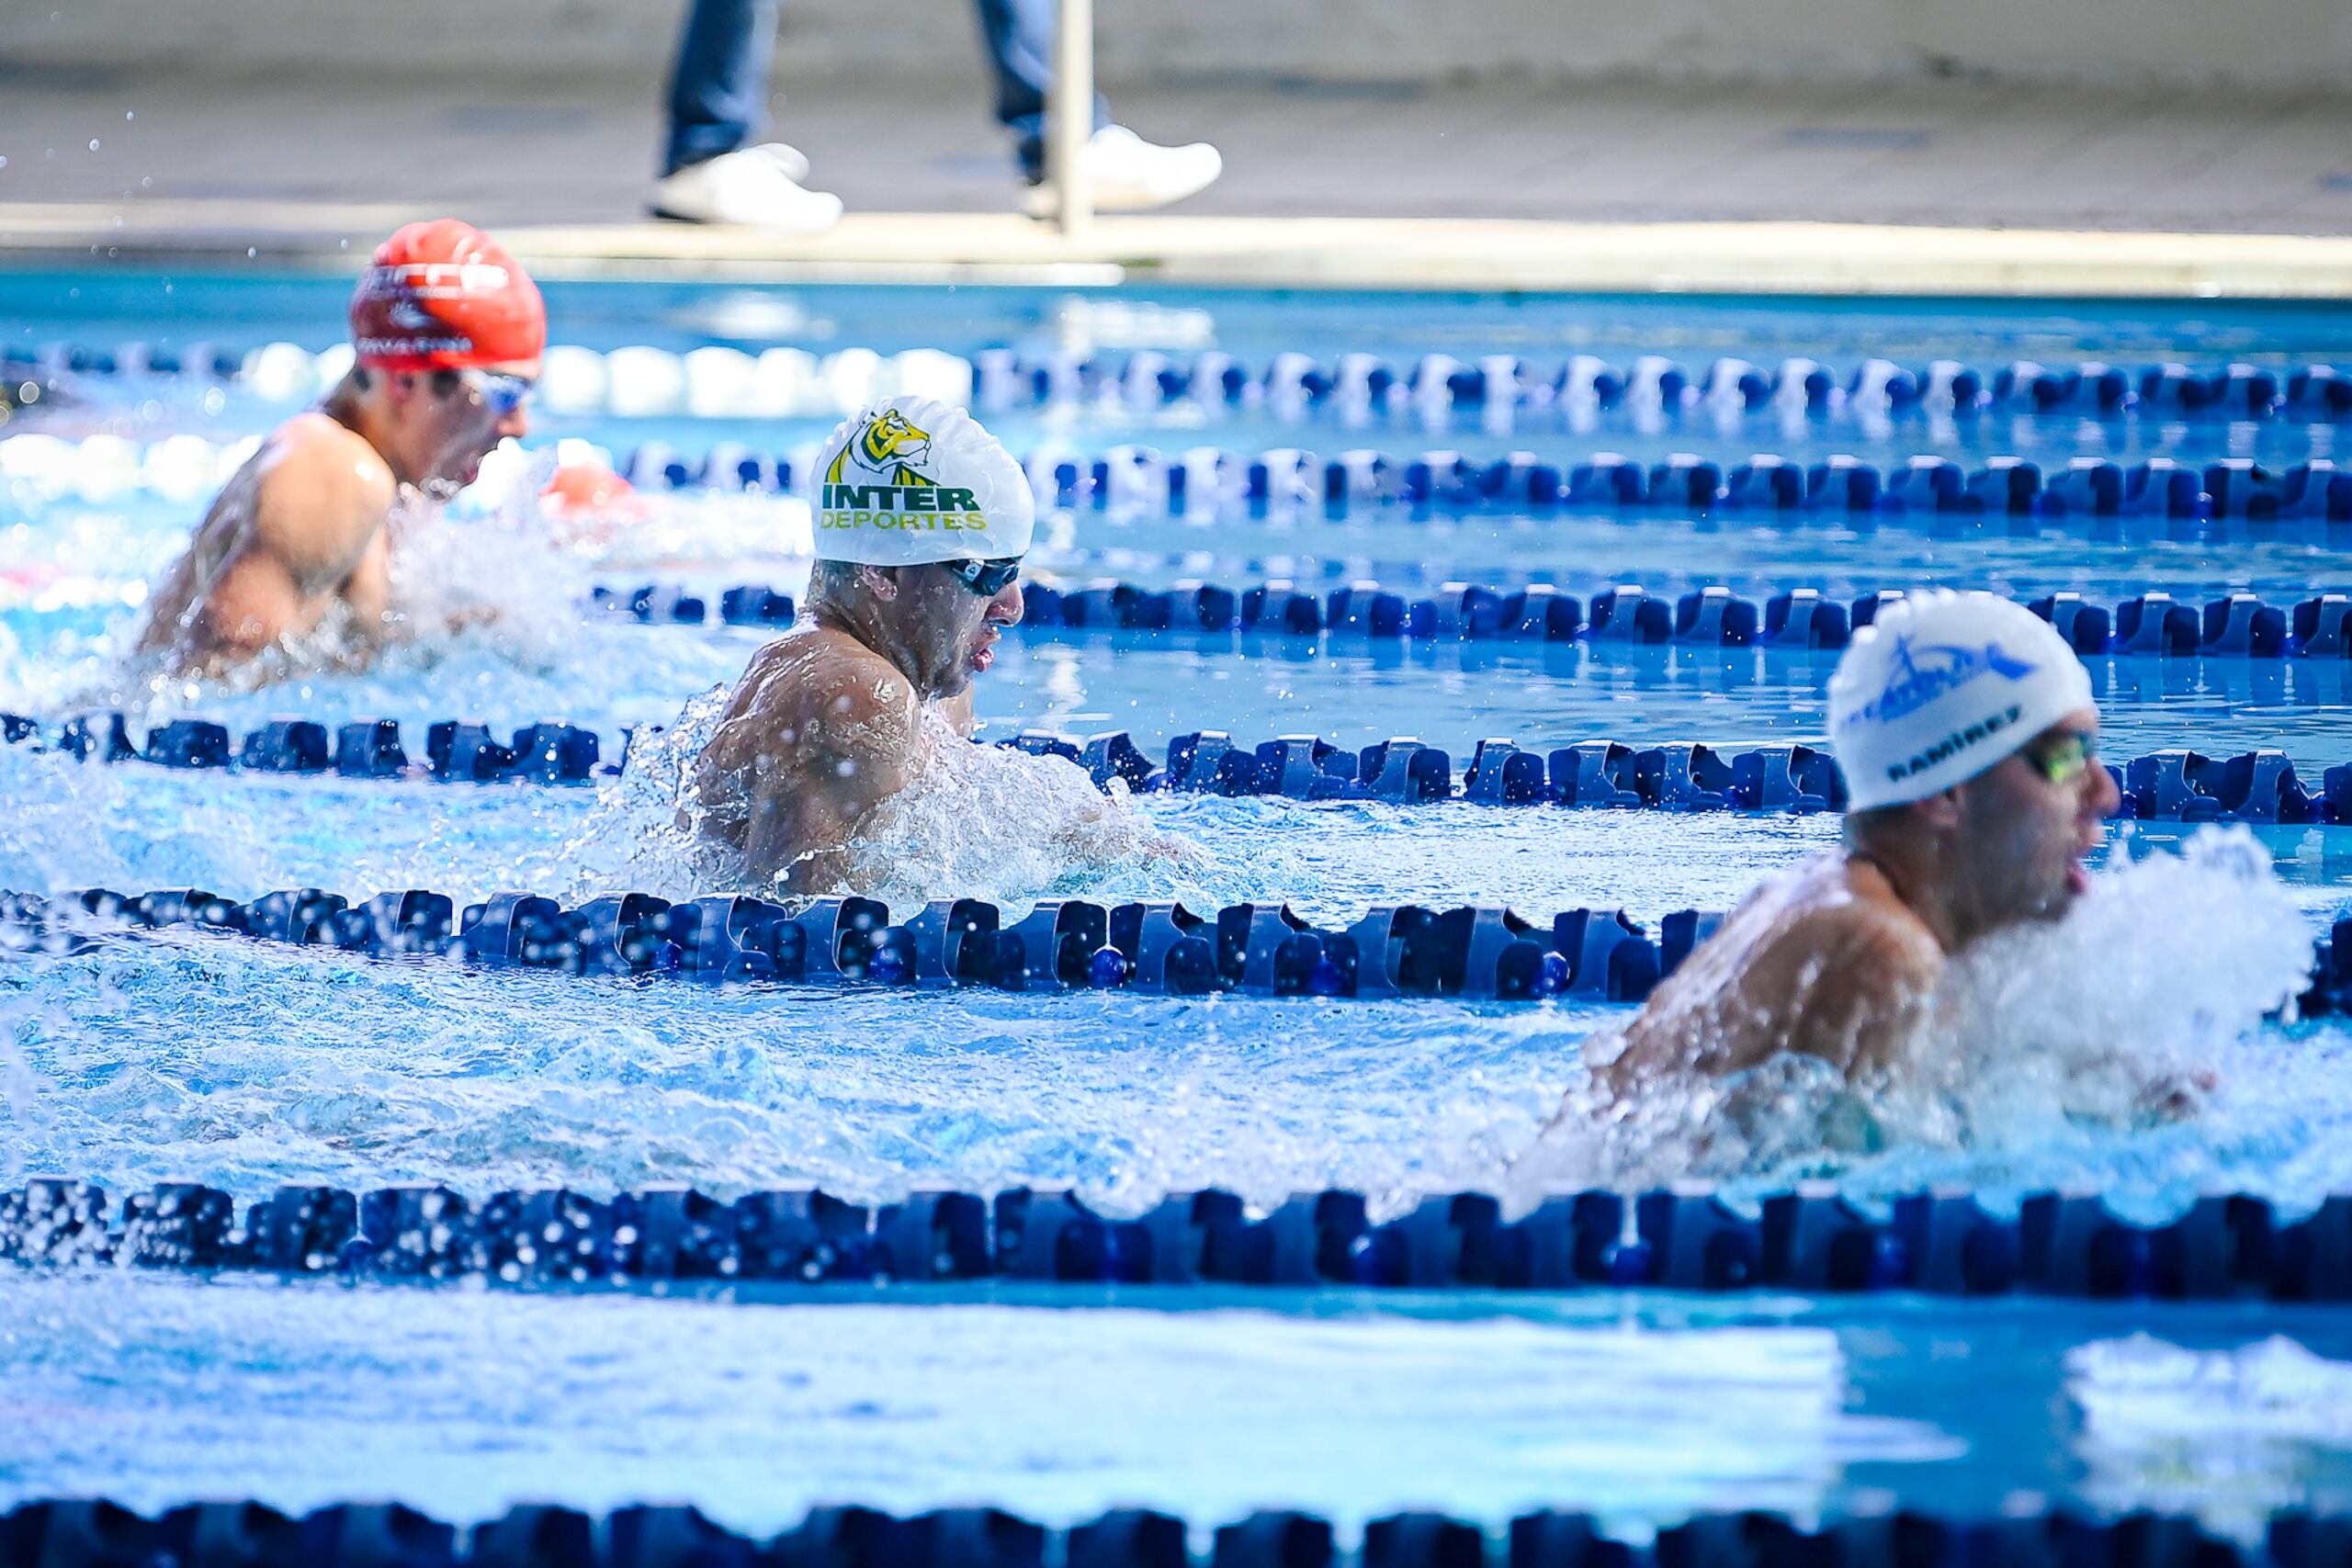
top-left (858, 564), bottom-right (899, 600)
top-left (1910, 788), bottom-right (1965, 830)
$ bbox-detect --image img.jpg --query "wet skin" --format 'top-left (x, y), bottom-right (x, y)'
top-left (1601, 709), bottom-right (2120, 1093)
top-left (691, 562), bottom-right (1023, 895)
top-left (137, 362), bottom-right (536, 674)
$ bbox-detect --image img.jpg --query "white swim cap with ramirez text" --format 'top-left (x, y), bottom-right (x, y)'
top-left (1828, 590), bottom-right (2097, 812)
top-left (812, 396), bottom-right (1035, 566)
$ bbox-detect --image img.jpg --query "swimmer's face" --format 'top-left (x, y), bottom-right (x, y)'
top-left (390, 358), bottom-right (539, 489)
top-left (1955, 707), bottom-right (2117, 924)
top-left (881, 562), bottom-right (1024, 700)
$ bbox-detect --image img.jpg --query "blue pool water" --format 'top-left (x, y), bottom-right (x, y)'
top-left (5, 271), bottom-right (2352, 1535)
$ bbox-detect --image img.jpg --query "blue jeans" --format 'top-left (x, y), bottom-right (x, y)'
top-left (662, 0), bottom-right (1110, 182)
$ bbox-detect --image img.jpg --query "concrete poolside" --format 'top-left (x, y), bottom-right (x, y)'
top-left (3, 62), bottom-right (2351, 293)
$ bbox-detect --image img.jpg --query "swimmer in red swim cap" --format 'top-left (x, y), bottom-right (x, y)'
top-left (140, 220), bottom-right (546, 676)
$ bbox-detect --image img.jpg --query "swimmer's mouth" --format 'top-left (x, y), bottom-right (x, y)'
top-left (968, 631), bottom-right (999, 673)
top-left (2066, 829), bottom-right (2101, 897)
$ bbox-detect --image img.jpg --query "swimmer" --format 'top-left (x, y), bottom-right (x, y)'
top-left (1599, 590), bottom-right (2120, 1094)
top-left (689, 397), bottom-right (1036, 893)
top-left (137, 220), bottom-right (545, 675)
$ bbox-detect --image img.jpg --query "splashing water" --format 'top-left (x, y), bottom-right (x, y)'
top-left (0, 741), bottom-right (175, 897)
top-left (554, 688), bottom-right (1230, 910)
top-left (834, 707), bottom-right (1219, 911)
top-left (1510, 827), bottom-right (2317, 1204)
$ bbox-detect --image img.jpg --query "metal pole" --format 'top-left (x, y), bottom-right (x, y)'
top-left (1048, 0), bottom-right (1093, 238)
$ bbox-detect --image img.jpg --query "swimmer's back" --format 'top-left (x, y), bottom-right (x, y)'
top-left (1606, 854), bottom-right (1944, 1089)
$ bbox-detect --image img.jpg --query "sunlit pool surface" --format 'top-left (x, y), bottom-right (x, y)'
top-left (5, 272), bottom-right (2352, 1533)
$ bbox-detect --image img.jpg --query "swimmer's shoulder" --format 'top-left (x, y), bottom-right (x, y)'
top-left (739, 626), bottom-right (921, 739)
top-left (250, 415), bottom-right (397, 538)
top-left (1772, 863), bottom-right (1948, 1070)
top-left (1761, 859), bottom-right (1941, 980)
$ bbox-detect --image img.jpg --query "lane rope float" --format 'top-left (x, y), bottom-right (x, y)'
top-left (6, 1172), bottom-right (2350, 1302)
top-left (7, 429), bottom-right (2348, 525)
top-left (0, 1496), bottom-right (2313, 1568)
top-left (8, 711), bottom-right (2351, 828)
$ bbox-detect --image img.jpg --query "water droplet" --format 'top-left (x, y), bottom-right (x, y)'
top-left (124, 110), bottom-right (134, 120)
top-left (87, 139), bottom-right (100, 152)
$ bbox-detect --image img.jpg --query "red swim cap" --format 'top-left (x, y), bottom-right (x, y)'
top-left (349, 220), bottom-right (546, 372)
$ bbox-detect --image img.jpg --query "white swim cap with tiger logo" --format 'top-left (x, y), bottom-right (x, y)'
top-left (812, 397), bottom-right (1035, 566)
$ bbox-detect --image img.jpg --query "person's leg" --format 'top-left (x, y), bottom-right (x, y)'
top-left (662, 0), bottom-right (781, 175)
top-left (969, 0), bottom-right (1107, 182)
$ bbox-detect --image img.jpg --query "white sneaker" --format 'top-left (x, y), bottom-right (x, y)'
top-left (1023, 126), bottom-right (1222, 217)
top-left (652, 143), bottom-right (844, 232)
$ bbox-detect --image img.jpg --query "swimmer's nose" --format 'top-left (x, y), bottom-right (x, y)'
top-left (2085, 755), bottom-right (2120, 818)
top-left (989, 580), bottom-right (1024, 626)
top-left (495, 403), bottom-right (530, 441)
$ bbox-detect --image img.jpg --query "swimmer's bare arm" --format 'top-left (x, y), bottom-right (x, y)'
top-left (340, 530), bottom-right (394, 637)
top-left (736, 660), bottom-right (922, 895)
top-left (1608, 905), bottom-right (1940, 1090)
top-left (190, 419), bottom-right (397, 657)
top-left (1757, 911), bottom-right (1942, 1077)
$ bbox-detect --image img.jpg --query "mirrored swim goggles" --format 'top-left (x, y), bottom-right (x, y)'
top-left (457, 367), bottom-right (536, 415)
top-left (2023, 728), bottom-right (2098, 786)
top-left (944, 556), bottom-right (1023, 596)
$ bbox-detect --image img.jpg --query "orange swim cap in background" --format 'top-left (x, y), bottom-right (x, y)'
top-left (541, 462), bottom-right (647, 523)
top-left (349, 220), bottom-right (547, 372)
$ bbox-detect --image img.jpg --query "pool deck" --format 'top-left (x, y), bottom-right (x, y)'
top-left (5, 63), bottom-right (2352, 295)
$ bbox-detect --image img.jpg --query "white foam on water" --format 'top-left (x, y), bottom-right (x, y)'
top-left (1510, 827), bottom-right (2318, 1205)
top-left (554, 689), bottom-right (1228, 912)
top-left (0, 743), bottom-right (135, 894)
top-left (833, 707), bottom-right (1216, 912)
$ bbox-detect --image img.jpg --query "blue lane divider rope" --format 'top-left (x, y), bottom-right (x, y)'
top-left (994, 347), bottom-right (2351, 423)
top-left (596, 577), bottom-right (2352, 661)
top-left (652, 441), bottom-right (2352, 525)
top-left (12, 710), bottom-right (2352, 827)
top-left (0, 1497), bottom-right (2315, 1568)
top-left (1020, 448), bottom-right (2352, 524)
top-left (6, 1173), bottom-right (2351, 1302)
top-left (0, 886), bottom-right (1706, 1003)
top-left (15, 427), bottom-right (2352, 525)
top-left (16, 876), bottom-right (2352, 1015)
top-left (1, 714), bottom-right (614, 784)
top-left (22, 336), bottom-right (2352, 423)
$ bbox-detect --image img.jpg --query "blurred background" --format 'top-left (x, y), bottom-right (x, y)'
top-left (2, 0), bottom-right (2348, 231)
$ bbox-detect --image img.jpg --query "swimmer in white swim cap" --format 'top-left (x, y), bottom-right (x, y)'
top-left (1596, 589), bottom-right (2118, 1090)
top-left (692, 397), bottom-right (1035, 892)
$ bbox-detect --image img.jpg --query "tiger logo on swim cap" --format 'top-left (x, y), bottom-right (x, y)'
top-left (811, 397), bottom-right (1035, 568)
top-left (827, 409), bottom-right (937, 489)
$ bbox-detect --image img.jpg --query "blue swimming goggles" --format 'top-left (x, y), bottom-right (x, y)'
top-left (458, 367), bottom-right (535, 416)
top-left (945, 557), bottom-right (1023, 596)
